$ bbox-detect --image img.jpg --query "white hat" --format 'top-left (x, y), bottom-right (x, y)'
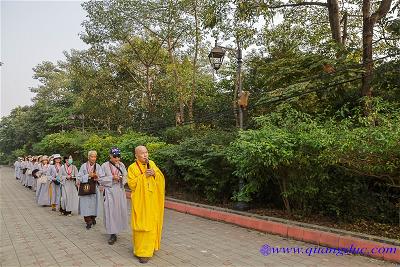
top-left (53, 154), bottom-right (62, 159)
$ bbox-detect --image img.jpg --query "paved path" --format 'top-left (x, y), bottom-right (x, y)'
top-left (0, 166), bottom-right (395, 267)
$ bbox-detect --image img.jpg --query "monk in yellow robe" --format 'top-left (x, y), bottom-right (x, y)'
top-left (127, 145), bottom-right (165, 264)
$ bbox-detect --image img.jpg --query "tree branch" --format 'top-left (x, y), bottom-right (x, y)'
top-left (371, 0), bottom-right (393, 24)
top-left (263, 1), bottom-right (328, 8)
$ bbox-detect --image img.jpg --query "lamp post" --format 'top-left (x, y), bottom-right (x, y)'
top-left (208, 40), bottom-right (243, 129)
top-left (209, 39), bottom-right (248, 211)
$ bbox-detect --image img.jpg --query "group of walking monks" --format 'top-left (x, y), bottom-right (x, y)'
top-left (13, 145), bottom-right (165, 264)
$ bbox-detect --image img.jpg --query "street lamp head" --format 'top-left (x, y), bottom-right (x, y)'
top-left (208, 41), bottom-right (226, 71)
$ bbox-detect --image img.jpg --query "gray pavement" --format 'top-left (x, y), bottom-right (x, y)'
top-left (0, 166), bottom-right (395, 267)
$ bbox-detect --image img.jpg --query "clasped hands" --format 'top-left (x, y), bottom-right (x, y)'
top-left (145, 168), bottom-right (155, 177)
top-left (89, 172), bottom-right (99, 181)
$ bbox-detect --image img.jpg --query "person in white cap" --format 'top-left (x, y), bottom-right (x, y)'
top-left (36, 156), bottom-right (51, 206)
top-left (100, 147), bottom-right (128, 245)
top-left (48, 154), bottom-right (63, 212)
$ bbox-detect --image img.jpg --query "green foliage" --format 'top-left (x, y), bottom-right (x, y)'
top-left (227, 105), bottom-right (400, 222)
top-left (32, 131), bottom-right (91, 164)
top-left (154, 130), bottom-right (237, 203)
top-left (115, 132), bottom-right (161, 165)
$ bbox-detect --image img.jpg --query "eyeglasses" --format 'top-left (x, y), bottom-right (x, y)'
top-left (112, 154), bottom-right (121, 158)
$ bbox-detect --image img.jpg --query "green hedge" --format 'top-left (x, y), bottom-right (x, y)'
top-left (226, 105), bottom-right (400, 223)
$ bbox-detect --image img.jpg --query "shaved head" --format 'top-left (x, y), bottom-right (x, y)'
top-left (135, 145), bottom-right (147, 154)
top-left (135, 145), bottom-right (149, 164)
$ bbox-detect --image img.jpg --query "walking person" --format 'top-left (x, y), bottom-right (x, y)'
top-left (127, 145), bottom-right (165, 264)
top-left (14, 157), bottom-right (22, 180)
top-left (60, 155), bottom-right (79, 216)
top-left (14, 157), bottom-right (20, 180)
top-left (77, 150), bottom-right (104, 229)
top-left (100, 147), bottom-right (128, 245)
top-left (48, 154), bottom-right (62, 212)
top-left (21, 157), bottom-right (28, 187)
top-left (18, 157), bottom-right (25, 184)
top-left (31, 156), bottom-right (40, 192)
top-left (26, 156), bottom-right (35, 189)
top-left (36, 156), bottom-right (51, 206)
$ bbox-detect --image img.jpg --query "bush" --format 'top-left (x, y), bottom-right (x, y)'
top-left (154, 130), bottom-right (237, 203)
top-left (227, 105), bottom-right (400, 223)
top-left (32, 131), bottom-right (90, 164)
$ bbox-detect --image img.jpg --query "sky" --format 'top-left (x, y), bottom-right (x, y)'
top-left (1, 0), bottom-right (88, 117)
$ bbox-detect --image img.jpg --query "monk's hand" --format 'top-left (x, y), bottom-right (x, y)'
top-left (145, 169), bottom-right (155, 177)
top-left (113, 175), bottom-right (120, 181)
top-left (89, 172), bottom-right (94, 178)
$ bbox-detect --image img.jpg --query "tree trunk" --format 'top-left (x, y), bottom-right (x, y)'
top-left (167, 35), bottom-right (185, 124)
top-left (341, 11), bottom-right (348, 46)
top-left (145, 65), bottom-right (154, 113)
top-left (361, 0), bottom-right (392, 102)
top-left (189, 0), bottom-right (199, 124)
top-left (327, 0), bottom-right (342, 45)
top-left (361, 0), bottom-right (374, 98)
top-left (167, 0), bottom-right (185, 125)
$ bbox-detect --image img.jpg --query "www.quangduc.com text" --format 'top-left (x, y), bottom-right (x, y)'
top-left (259, 243), bottom-right (397, 256)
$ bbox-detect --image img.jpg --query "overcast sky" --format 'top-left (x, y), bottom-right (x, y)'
top-left (1, 0), bottom-right (88, 117)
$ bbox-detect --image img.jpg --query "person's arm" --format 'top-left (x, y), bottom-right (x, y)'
top-left (127, 164), bottom-right (138, 192)
top-left (149, 161), bottom-right (165, 194)
top-left (60, 166), bottom-right (67, 184)
top-left (47, 166), bottom-right (55, 181)
top-left (94, 163), bottom-right (104, 182)
top-left (72, 166), bottom-right (79, 179)
top-left (121, 163), bottom-right (128, 186)
top-left (99, 163), bottom-right (113, 187)
top-left (78, 164), bottom-right (89, 183)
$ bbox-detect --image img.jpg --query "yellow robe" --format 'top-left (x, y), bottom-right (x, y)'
top-left (127, 160), bottom-right (165, 257)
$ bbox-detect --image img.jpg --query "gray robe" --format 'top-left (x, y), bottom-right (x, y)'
top-left (36, 164), bottom-right (51, 206)
top-left (14, 161), bottom-right (20, 179)
top-left (18, 161), bottom-right (24, 182)
top-left (21, 161), bottom-right (27, 186)
top-left (60, 164), bottom-right (79, 214)
top-left (26, 161), bottom-right (34, 187)
top-left (100, 161), bottom-right (128, 234)
top-left (48, 164), bottom-right (62, 208)
top-left (32, 162), bottom-right (39, 191)
top-left (77, 162), bottom-right (104, 217)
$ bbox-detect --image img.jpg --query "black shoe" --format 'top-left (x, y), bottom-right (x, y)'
top-left (108, 234), bottom-right (117, 245)
top-left (138, 257), bottom-right (150, 264)
top-left (86, 223), bottom-right (92, 230)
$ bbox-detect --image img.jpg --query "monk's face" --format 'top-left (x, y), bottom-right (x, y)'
top-left (54, 158), bottom-right (61, 164)
top-left (135, 147), bottom-right (149, 164)
top-left (88, 154), bottom-right (97, 164)
top-left (42, 160), bottom-right (48, 165)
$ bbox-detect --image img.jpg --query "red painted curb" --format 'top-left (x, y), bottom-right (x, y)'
top-left (125, 192), bottom-right (399, 263)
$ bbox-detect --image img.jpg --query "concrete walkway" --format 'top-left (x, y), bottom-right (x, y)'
top-left (0, 166), bottom-right (395, 266)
